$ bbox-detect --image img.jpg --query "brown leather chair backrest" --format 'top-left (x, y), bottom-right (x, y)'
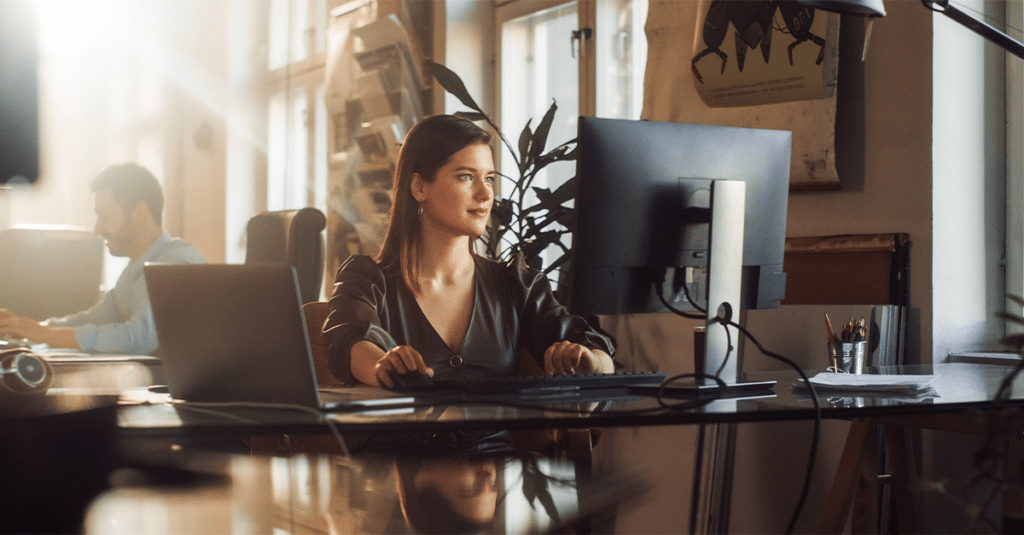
top-left (301, 301), bottom-right (341, 387)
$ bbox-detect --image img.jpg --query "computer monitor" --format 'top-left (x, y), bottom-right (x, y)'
top-left (568, 117), bottom-right (792, 317)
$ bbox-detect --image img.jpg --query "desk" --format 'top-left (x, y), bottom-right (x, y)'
top-left (115, 362), bottom-right (1024, 435)
top-left (85, 448), bottom-right (652, 535)
top-left (34, 361), bottom-right (1024, 533)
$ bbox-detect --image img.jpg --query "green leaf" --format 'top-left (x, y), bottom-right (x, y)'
top-left (537, 177), bottom-right (575, 206)
top-left (518, 121), bottom-right (533, 173)
top-left (529, 101), bottom-right (558, 163)
top-left (536, 143), bottom-right (576, 168)
top-left (491, 198), bottom-right (514, 227)
top-left (554, 206), bottom-right (575, 228)
top-left (525, 188), bottom-right (572, 216)
top-left (534, 206), bottom-right (571, 231)
top-left (426, 61), bottom-right (480, 112)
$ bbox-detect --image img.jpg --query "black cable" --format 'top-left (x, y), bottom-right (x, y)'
top-left (726, 319), bottom-right (821, 535)
top-left (656, 273), bottom-right (733, 384)
top-left (655, 272), bottom-right (820, 533)
top-left (657, 268), bottom-right (704, 319)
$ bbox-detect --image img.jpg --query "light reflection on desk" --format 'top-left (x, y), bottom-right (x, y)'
top-left (85, 451), bottom-right (648, 535)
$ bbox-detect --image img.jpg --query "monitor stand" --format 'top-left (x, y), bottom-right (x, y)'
top-left (675, 179), bottom-right (775, 396)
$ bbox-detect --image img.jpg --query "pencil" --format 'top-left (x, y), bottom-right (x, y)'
top-left (825, 313), bottom-right (836, 344)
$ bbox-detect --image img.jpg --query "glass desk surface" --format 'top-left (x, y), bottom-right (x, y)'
top-left (85, 448), bottom-right (651, 535)
top-left (114, 362), bottom-right (1024, 435)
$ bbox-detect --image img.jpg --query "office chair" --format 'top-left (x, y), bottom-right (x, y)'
top-left (0, 227), bottom-right (104, 320)
top-left (245, 208), bottom-right (327, 304)
top-left (302, 300), bottom-right (340, 387)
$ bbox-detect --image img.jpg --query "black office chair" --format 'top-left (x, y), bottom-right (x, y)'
top-left (245, 208), bottom-right (327, 304)
top-left (0, 227), bottom-right (104, 320)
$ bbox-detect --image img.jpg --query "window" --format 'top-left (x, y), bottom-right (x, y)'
top-left (495, 0), bottom-right (648, 281)
top-left (266, 0), bottom-right (329, 213)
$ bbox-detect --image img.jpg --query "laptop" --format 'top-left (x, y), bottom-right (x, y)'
top-left (143, 263), bottom-right (409, 411)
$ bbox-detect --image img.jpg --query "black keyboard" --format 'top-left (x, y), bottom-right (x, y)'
top-left (387, 370), bottom-right (668, 395)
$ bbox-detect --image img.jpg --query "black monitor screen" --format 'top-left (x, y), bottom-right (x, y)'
top-left (0, 1), bottom-right (40, 185)
top-left (569, 117), bottom-right (791, 315)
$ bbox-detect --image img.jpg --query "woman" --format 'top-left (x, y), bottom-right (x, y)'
top-left (395, 455), bottom-right (500, 534)
top-left (323, 114), bottom-right (614, 388)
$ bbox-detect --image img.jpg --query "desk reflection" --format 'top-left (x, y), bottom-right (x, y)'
top-left (86, 447), bottom-right (647, 535)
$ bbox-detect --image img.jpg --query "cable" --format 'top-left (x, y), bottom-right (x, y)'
top-left (659, 270), bottom-right (733, 395)
top-left (725, 319), bottom-right (821, 534)
top-left (656, 267), bottom-right (706, 319)
top-left (654, 273), bottom-right (820, 533)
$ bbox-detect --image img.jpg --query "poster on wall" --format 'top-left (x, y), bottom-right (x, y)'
top-left (691, 0), bottom-right (839, 108)
top-left (644, 0), bottom-right (842, 190)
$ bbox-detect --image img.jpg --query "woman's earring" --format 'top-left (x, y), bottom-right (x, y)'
top-left (417, 203), bottom-right (423, 218)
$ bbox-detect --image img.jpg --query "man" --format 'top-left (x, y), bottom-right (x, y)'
top-left (0, 163), bottom-right (204, 354)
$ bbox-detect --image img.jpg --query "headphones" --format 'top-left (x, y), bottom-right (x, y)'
top-left (0, 348), bottom-right (53, 395)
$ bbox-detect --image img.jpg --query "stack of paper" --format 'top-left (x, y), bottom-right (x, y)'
top-left (795, 372), bottom-right (937, 397)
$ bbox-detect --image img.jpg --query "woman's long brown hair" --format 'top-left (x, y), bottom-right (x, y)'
top-left (376, 114), bottom-right (492, 292)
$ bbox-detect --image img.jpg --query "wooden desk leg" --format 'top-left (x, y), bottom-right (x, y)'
top-left (818, 418), bottom-right (878, 534)
top-left (883, 425), bottom-right (921, 533)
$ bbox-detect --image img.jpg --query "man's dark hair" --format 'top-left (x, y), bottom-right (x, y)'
top-left (90, 163), bottom-right (164, 224)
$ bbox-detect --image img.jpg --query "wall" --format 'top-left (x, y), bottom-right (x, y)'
top-left (631, 1), bottom-right (937, 532)
top-left (736, 1), bottom-right (936, 531)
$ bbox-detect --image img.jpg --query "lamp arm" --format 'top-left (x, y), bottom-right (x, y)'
top-left (924, 0), bottom-right (1024, 59)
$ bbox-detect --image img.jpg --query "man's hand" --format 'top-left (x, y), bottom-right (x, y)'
top-left (0, 309), bottom-right (44, 341)
top-left (0, 309), bottom-right (78, 349)
top-left (543, 341), bottom-right (614, 375)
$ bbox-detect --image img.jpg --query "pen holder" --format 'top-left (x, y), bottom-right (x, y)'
top-left (827, 341), bottom-right (866, 374)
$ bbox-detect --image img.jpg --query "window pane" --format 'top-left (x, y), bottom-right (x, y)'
top-left (595, 0), bottom-right (647, 119)
top-left (267, 88), bottom-right (308, 210)
top-left (268, 0), bottom-right (310, 70)
top-left (313, 84), bottom-right (328, 213)
top-left (501, 2), bottom-right (579, 273)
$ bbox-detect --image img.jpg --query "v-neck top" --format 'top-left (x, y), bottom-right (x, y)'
top-left (323, 254), bottom-right (615, 385)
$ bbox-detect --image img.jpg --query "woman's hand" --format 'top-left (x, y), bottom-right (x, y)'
top-left (543, 341), bottom-right (614, 375)
top-left (374, 345), bottom-right (434, 388)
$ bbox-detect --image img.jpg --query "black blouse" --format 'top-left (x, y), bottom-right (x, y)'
top-left (323, 254), bottom-right (615, 385)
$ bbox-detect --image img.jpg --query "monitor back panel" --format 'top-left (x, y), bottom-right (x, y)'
top-left (144, 263), bottom-right (320, 407)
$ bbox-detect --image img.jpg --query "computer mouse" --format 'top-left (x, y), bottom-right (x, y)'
top-left (387, 370), bottom-right (434, 390)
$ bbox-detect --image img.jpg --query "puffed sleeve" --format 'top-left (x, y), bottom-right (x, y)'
top-left (504, 254), bottom-right (615, 367)
top-left (323, 255), bottom-right (398, 384)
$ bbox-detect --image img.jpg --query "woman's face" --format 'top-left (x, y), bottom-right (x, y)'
top-left (413, 457), bottom-right (499, 525)
top-left (412, 143), bottom-right (495, 238)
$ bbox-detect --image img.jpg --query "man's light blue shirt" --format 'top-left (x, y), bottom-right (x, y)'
top-left (47, 233), bottom-right (205, 354)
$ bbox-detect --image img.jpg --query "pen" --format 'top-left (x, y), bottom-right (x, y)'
top-left (825, 313), bottom-right (837, 344)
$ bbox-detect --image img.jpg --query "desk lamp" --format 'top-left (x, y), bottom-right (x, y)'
top-left (799, 0), bottom-right (1024, 59)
